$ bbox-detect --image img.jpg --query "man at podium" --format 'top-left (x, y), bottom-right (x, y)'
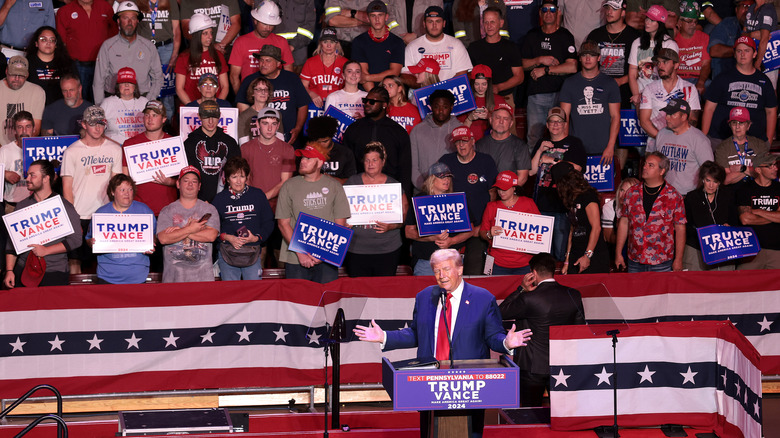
top-left (355, 248), bottom-right (532, 437)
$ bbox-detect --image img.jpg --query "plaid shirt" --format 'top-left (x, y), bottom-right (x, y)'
top-left (621, 183), bottom-right (686, 265)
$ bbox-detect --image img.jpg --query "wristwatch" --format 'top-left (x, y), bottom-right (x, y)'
top-left (585, 250), bottom-right (594, 259)
top-left (544, 65), bottom-right (550, 75)
top-left (350, 8), bottom-right (356, 18)
top-left (740, 164), bottom-right (747, 173)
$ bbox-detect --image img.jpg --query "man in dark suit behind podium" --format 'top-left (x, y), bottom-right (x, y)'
top-left (499, 252), bottom-right (586, 407)
top-left (354, 248), bottom-right (532, 437)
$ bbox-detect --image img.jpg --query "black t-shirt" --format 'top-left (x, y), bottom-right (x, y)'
top-left (643, 183), bottom-right (664, 219)
top-left (520, 27), bottom-right (577, 95)
top-left (532, 135), bottom-right (587, 212)
top-left (586, 25), bottom-right (641, 108)
top-left (468, 38), bottom-right (524, 96)
top-left (736, 179), bottom-right (780, 249)
top-left (321, 143), bottom-right (357, 179)
top-left (703, 68), bottom-right (778, 140)
top-left (569, 190), bottom-right (610, 273)
top-left (27, 56), bottom-right (74, 106)
top-left (438, 152), bottom-right (498, 225)
top-left (42, 99), bottom-right (92, 135)
top-left (184, 128), bottom-right (242, 203)
top-left (351, 32), bottom-right (406, 75)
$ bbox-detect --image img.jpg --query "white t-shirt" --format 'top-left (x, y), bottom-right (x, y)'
top-left (628, 37), bottom-right (679, 94)
top-left (100, 95), bottom-right (149, 146)
top-left (60, 137), bottom-right (123, 219)
top-left (403, 34), bottom-right (474, 81)
top-left (324, 89), bottom-right (367, 119)
top-left (640, 77), bottom-right (701, 132)
top-left (0, 141), bottom-right (27, 202)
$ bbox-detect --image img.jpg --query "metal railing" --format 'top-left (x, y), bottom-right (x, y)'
top-left (0, 384), bottom-right (66, 438)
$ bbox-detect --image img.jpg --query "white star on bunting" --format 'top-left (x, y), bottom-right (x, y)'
top-left (163, 331), bottom-right (179, 348)
top-left (87, 334), bottom-right (104, 351)
top-left (48, 335), bottom-right (65, 352)
top-left (236, 326), bottom-right (253, 342)
top-left (200, 330), bottom-right (215, 344)
top-left (273, 326), bottom-right (289, 342)
top-left (308, 330), bottom-right (322, 345)
top-left (552, 368), bottom-right (571, 387)
top-left (637, 365), bottom-right (656, 384)
top-left (680, 366), bottom-right (698, 385)
top-left (595, 366), bottom-right (613, 386)
top-left (125, 333), bottom-right (142, 349)
top-left (758, 316), bottom-right (773, 333)
top-left (10, 337), bottom-right (26, 353)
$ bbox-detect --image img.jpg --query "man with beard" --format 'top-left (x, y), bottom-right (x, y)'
top-left (342, 86), bottom-right (412, 194)
top-left (476, 103), bottom-right (531, 182)
top-left (411, 90), bottom-right (462, 191)
top-left (42, 73), bottom-right (93, 136)
top-left (235, 45), bottom-right (311, 146)
top-left (0, 111), bottom-right (35, 209)
top-left (3, 160), bottom-right (82, 288)
top-left (92, 1), bottom-right (163, 105)
top-left (639, 48), bottom-right (700, 148)
top-left (228, 1), bottom-right (294, 92)
top-left (276, 141), bottom-right (350, 283)
top-left (183, 100), bottom-right (241, 203)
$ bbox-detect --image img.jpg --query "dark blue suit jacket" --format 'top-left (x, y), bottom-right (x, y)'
top-left (384, 282), bottom-right (508, 359)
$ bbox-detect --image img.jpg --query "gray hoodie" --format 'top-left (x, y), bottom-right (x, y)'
top-left (410, 114), bottom-right (462, 191)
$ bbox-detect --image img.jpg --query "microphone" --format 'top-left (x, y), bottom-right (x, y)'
top-left (440, 288), bottom-right (454, 363)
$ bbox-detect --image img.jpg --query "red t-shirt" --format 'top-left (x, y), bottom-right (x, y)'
top-left (56, 0), bottom-right (118, 62)
top-left (122, 132), bottom-right (179, 216)
top-left (228, 32), bottom-right (295, 80)
top-left (241, 137), bottom-right (296, 211)
top-left (300, 55), bottom-right (348, 101)
top-left (674, 30), bottom-right (711, 79)
top-left (387, 102), bottom-right (422, 134)
top-left (480, 196), bottom-right (540, 268)
top-left (457, 94), bottom-right (507, 141)
top-left (174, 51), bottom-right (228, 102)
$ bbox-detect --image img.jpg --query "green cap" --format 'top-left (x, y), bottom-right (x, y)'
top-left (679, 0), bottom-right (700, 19)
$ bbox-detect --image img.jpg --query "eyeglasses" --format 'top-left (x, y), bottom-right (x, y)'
top-left (729, 120), bottom-right (750, 127)
top-left (541, 6), bottom-right (557, 13)
top-left (253, 88), bottom-right (269, 93)
top-left (547, 119), bottom-right (565, 125)
top-left (38, 37), bottom-right (56, 44)
top-left (361, 97), bottom-right (387, 105)
top-left (200, 83), bottom-right (218, 88)
top-left (680, 18), bottom-right (697, 23)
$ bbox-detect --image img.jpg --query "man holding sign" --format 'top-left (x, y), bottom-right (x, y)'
top-left (4, 160), bottom-right (82, 288)
top-left (122, 100), bottom-right (179, 216)
top-left (276, 142), bottom-right (350, 283)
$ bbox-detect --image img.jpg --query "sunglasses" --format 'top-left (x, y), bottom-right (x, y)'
top-left (541, 6), bottom-right (557, 13)
top-left (361, 97), bottom-right (387, 105)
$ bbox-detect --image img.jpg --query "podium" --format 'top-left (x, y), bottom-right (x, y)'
top-left (382, 356), bottom-right (520, 438)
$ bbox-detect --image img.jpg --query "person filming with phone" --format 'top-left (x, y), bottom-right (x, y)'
top-left (157, 165), bottom-right (220, 283)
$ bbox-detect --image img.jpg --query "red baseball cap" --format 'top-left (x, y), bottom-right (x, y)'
top-left (729, 107), bottom-right (751, 122)
top-left (493, 171), bottom-right (519, 190)
top-left (470, 64), bottom-right (493, 80)
top-left (295, 144), bottom-right (328, 161)
top-left (408, 57), bottom-right (441, 76)
top-left (117, 67), bottom-right (137, 85)
top-left (734, 35), bottom-right (757, 51)
top-left (451, 126), bottom-right (474, 142)
top-left (179, 165), bottom-right (201, 180)
top-left (494, 103), bottom-right (513, 115)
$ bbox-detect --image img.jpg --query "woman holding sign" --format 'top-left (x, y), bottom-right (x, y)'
top-left (405, 162), bottom-right (473, 276)
top-left (212, 156), bottom-right (275, 280)
top-left (683, 161), bottom-right (738, 271)
top-left (457, 65), bottom-right (506, 141)
top-left (344, 142), bottom-right (408, 277)
top-left (86, 174), bottom-right (156, 284)
top-left (480, 171), bottom-right (540, 275)
top-left (552, 163), bottom-right (610, 274)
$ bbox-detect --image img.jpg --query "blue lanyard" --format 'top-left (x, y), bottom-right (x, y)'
top-left (733, 138), bottom-right (746, 166)
top-left (150, 0), bottom-right (158, 39)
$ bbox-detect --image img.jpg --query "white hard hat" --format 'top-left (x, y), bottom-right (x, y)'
top-left (113, 1), bottom-right (143, 21)
top-left (251, 1), bottom-right (282, 26)
top-left (189, 13), bottom-right (216, 34)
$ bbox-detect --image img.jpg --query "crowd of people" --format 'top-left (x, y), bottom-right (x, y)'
top-left (0, 0), bottom-right (778, 287)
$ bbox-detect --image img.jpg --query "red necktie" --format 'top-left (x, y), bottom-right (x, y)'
top-left (435, 293), bottom-right (453, 361)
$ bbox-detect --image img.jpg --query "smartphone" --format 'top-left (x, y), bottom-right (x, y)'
top-left (237, 226), bottom-right (249, 238)
top-left (199, 213), bottom-right (212, 222)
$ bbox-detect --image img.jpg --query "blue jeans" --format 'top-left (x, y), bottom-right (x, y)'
top-left (540, 210), bottom-right (570, 261)
top-left (492, 264), bottom-right (531, 276)
top-left (526, 92), bottom-right (558, 149)
top-left (285, 261), bottom-right (339, 283)
top-left (413, 259), bottom-right (434, 276)
top-left (627, 259), bottom-right (673, 273)
top-left (156, 43), bottom-right (175, 119)
top-left (217, 251), bottom-right (263, 281)
top-left (75, 61), bottom-right (95, 103)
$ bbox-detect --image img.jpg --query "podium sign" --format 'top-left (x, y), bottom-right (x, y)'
top-left (382, 357), bottom-right (519, 411)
